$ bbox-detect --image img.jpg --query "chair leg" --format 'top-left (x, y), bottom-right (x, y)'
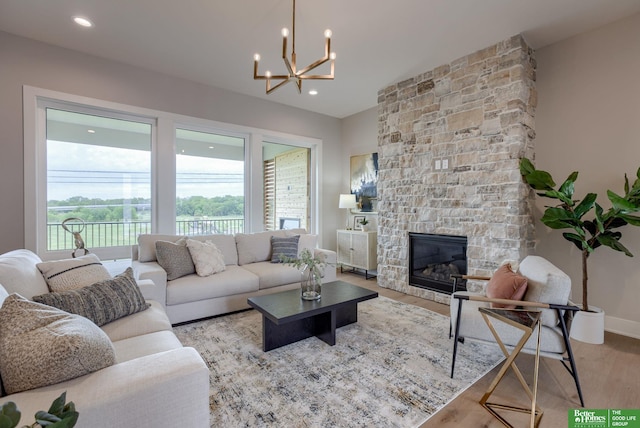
top-left (557, 309), bottom-right (585, 407)
top-left (451, 299), bottom-right (464, 378)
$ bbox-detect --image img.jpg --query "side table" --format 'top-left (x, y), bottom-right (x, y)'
top-left (478, 307), bottom-right (543, 428)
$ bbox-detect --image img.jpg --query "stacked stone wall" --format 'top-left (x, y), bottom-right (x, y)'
top-left (377, 35), bottom-right (537, 303)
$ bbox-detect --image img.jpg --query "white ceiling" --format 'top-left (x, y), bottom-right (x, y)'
top-left (1, 0), bottom-right (640, 118)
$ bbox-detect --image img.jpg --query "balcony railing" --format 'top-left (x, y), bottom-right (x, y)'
top-left (47, 218), bottom-right (245, 251)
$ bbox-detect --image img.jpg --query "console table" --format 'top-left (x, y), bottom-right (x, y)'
top-left (336, 229), bottom-right (377, 279)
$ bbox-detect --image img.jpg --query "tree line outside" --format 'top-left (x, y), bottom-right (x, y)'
top-left (47, 195), bottom-right (244, 250)
top-left (47, 195), bottom-right (244, 223)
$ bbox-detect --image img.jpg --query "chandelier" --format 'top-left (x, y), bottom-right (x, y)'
top-left (253, 0), bottom-right (336, 94)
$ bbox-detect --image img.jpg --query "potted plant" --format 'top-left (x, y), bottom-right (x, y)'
top-left (520, 158), bottom-right (640, 343)
top-left (358, 218), bottom-right (370, 231)
top-left (0, 392), bottom-right (78, 428)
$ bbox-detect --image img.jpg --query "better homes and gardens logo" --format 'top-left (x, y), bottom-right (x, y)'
top-left (569, 409), bottom-right (640, 428)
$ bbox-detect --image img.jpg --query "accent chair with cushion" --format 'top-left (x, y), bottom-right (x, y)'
top-left (449, 255), bottom-right (584, 407)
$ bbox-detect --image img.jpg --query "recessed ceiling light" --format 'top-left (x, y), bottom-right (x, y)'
top-left (73, 16), bottom-right (93, 28)
top-left (309, 90), bottom-right (318, 96)
top-left (209, 146), bottom-right (214, 149)
top-left (87, 129), bottom-right (95, 134)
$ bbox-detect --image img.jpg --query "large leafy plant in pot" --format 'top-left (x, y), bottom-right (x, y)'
top-left (520, 158), bottom-right (640, 312)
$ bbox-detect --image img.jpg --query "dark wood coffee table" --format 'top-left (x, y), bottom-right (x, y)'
top-left (247, 280), bottom-right (378, 351)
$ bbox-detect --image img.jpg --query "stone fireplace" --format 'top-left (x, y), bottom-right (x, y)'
top-left (377, 35), bottom-right (537, 304)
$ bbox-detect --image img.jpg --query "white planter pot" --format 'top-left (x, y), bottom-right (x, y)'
top-left (570, 305), bottom-right (605, 345)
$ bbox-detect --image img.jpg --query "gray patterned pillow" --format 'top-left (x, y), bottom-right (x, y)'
top-left (33, 268), bottom-right (150, 326)
top-left (0, 294), bottom-right (116, 394)
top-left (155, 239), bottom-right (195, 280)
top-left (270, 235), bottom-right (300, 263)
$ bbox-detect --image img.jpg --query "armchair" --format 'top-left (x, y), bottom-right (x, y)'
top-left (449, 255), bottom-right (584, 407)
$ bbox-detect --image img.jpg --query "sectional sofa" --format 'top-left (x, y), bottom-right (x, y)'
top-left (0, 249), bottom-right (209, 428)
top-left (131, 229), bottom-right (337, 324)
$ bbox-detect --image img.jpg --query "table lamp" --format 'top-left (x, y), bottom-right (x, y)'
top-left (339, 194), bottom-right (357, 229)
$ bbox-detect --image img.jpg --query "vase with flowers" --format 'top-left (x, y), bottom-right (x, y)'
top-left (280, 249), bottom-right (327, 300)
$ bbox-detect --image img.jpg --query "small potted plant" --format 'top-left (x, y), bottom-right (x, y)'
top-left (358, 218), bottom-right (370, 231)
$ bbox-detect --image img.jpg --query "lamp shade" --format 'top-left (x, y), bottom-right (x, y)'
top-left (338, 194), bottom-right (357, 209)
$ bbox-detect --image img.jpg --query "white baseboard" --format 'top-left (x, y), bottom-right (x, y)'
top-left (605, 315), bottom-right (640, 340)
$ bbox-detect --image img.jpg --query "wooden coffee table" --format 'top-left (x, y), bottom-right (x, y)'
top-left (247, 280), bottom-right (378, 351)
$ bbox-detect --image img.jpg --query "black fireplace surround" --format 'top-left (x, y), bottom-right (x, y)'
top-left (409, 233), bottom-right (467, 294)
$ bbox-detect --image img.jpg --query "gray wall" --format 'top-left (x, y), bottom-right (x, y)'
top-left (340, 107), bottom-right (379, 231)
top-left (0, 31), bottom-right (342, 253)
top-left (341, 14), bottom-right (640, 336)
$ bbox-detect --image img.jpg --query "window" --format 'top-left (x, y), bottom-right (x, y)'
top-left (263, 142), bottom-right (310, 231)
top-left (43, 107), bottom-right (153, 260)
top-left (175, 128), bottom-right (245, 235)
top-left (24, 86), bottom-right (322, 260)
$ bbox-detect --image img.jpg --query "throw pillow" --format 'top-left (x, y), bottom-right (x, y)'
top-left (0, 294), bottom-right (116, 395)
top-left (155, 238), bottom-right (195, 280)
top-left (186, 239), bottom-right (226, 277)
top-left (37, 253), bottom-right (112, 292)
top-left (485, 263), bottom-right (528, 309)
top-left (296, 234), bottom-right (318, 257)
top-left (270, 235), bottom-right (300, 263)
top-left (33, 268), bottom-right (150, 326)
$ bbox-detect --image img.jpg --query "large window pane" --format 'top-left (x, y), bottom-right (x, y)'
top-left (263, 142), bottom-right (310, 231)
top-left (175, 128), bottom-right (245, 234)
top-left (46, 109), bottom-right (152, 252)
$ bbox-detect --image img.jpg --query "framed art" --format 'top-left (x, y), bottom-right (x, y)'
top-left (350, 153), bottom-right (378, 213)
top-left (353, 216), bottom-right (365, 230)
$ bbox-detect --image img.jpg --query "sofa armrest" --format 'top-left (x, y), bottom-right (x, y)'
top-left (5, 347), bottom-right (210, 428)
top-left (132, 260), bottom-right (167, 305)
top-left (135, 279), bottom-right (156, 300)
top-left (315, 248), bottom-right (337, 283)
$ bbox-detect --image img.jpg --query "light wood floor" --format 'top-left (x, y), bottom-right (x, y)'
top-left (336, 271), bottom-right (640, 428)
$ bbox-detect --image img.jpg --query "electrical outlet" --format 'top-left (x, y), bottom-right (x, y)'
top-left (442, 158), bottom-right (449, 170)
top-left (435, 159), bottom-right (441, 170)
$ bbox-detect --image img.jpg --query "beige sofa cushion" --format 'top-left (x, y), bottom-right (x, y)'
top-left (296, 233), bottom-right (318, 256)
top-left (187, 234), bottom-right (238, 266)
top-left (0, 249), bottom-right (49, 299)
top-left (235, 230), bottom-right (287, 265)
top-left (101, 300), bottom-right (172, 342)
top-left (138, 234), bottom-right (185, 262)
top-left (241, 262), bottom-right (300, 290)
top-left (166, 265), bottom-right (259, 305)
top-left (138, 234), bottom-right (238, 266)
top-left (0, 294), bottom-right (116, 394)
top-left (112, 330), bottom-right (183, 364)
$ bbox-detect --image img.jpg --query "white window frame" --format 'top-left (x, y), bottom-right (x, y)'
top-left (23, 86), bottom-right (323, 261)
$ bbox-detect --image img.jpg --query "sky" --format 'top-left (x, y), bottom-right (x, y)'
top-left (47, 140), bottom-right (244, 201)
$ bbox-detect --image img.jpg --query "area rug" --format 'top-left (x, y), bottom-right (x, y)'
top-left (173, 296), bottom-right (503, 427)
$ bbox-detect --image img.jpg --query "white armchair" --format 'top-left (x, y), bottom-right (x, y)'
top-left (449, 255), bottom-right (584, 407)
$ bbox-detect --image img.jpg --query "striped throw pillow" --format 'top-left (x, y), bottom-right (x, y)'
top-left (37, 253), bottom-right (111, 292)
top-left (33, 268), bottom-right (149, 326)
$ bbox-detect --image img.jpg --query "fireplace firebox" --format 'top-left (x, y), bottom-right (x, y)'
top-left (409, 233), bottom-right (467, 294)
